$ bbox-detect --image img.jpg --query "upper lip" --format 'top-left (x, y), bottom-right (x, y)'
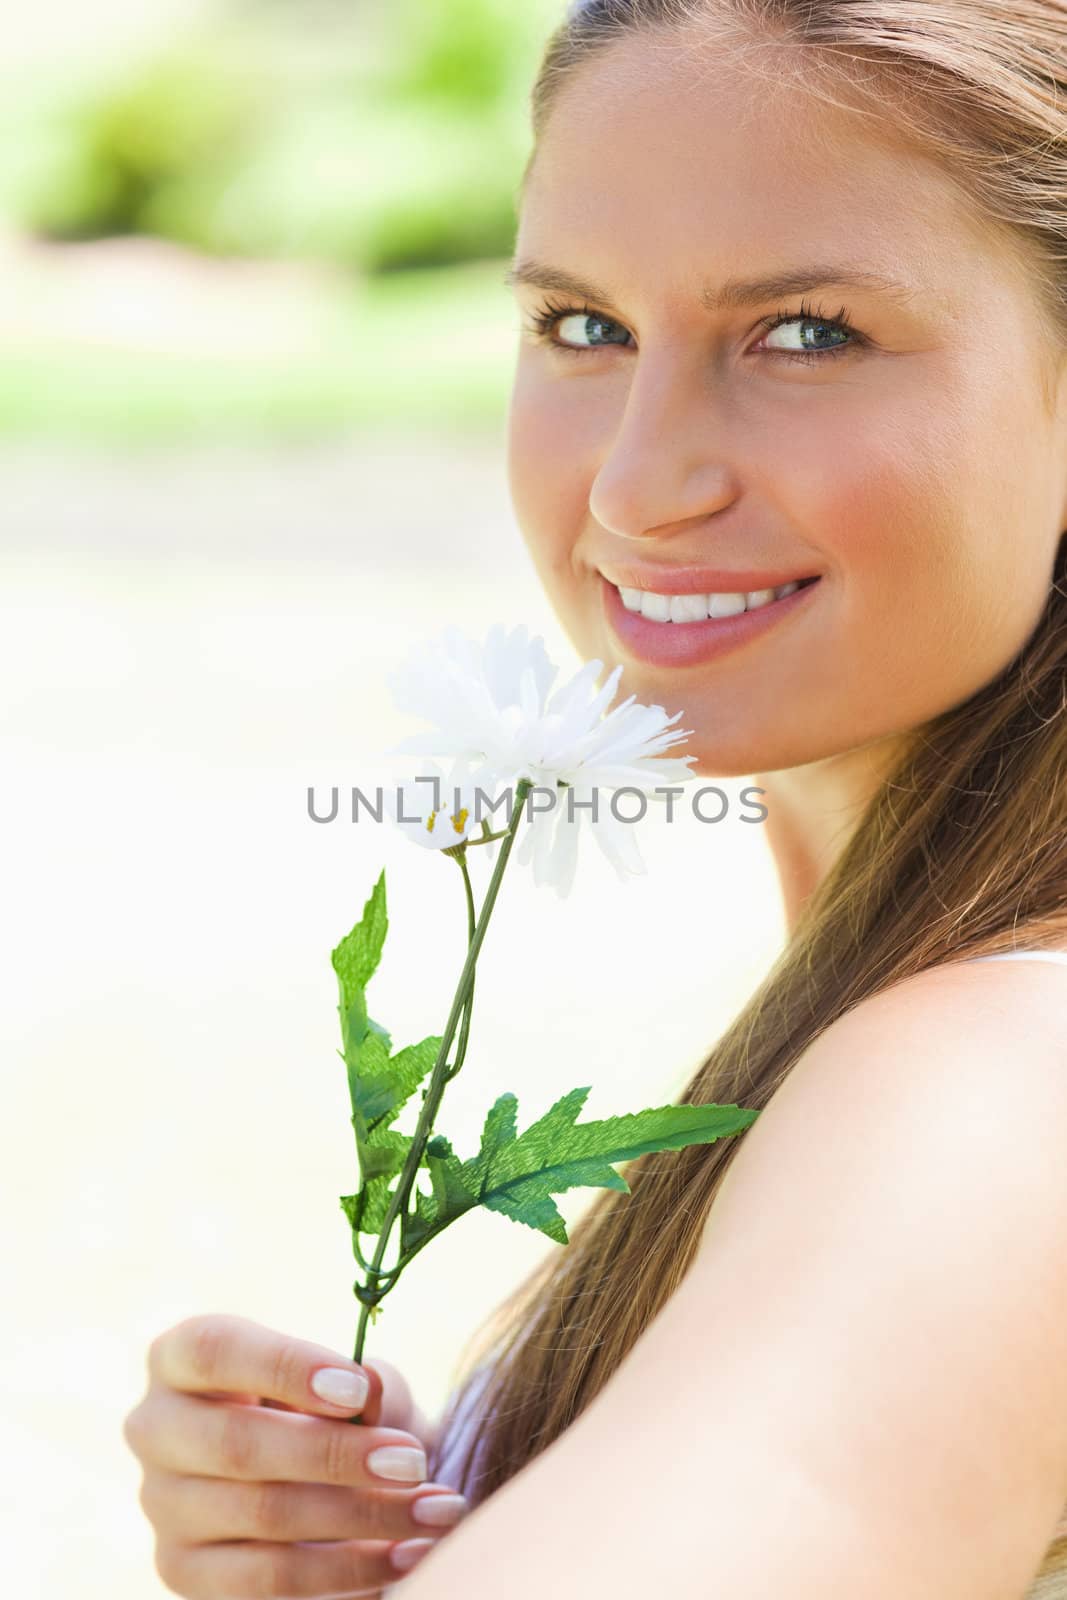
top-left (597, 563), bottom-right (822, 596)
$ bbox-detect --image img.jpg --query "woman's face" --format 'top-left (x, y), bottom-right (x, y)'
top-left (506, 35), bottom-right (1067, 777)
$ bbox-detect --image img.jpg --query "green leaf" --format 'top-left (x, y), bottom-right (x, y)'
top-left (344, 1037), bottom-right (446, 1233)
top-left (332, 873), bottom-right (391, 1071)
top-left (367, 1014), bottom-right (393, 1051)
top-left (400, 1132), bottom-right (480, 1255)
top-left (331, 870), bottom-right (388, 1008)
top-left (400, 1087), bottom-right (759, 1250)
top-left (342, 1140), bottom-right (403, 1235)
top-left (343, 1122), bottom-right (449, 1243)
top-left (346, 1033), bottom-right (441, 1126)
top-left (330, 870), bottom-right (450, 1242)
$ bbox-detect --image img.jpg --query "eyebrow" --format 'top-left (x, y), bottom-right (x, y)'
top-left (503, 259), bottom-right (918, 312)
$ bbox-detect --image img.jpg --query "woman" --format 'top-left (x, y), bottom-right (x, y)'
top-left (123, 2), bottom-right (1067, 1595)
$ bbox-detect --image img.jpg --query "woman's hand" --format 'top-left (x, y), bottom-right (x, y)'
top-left (122, 1312), bottom-right (470, 1597)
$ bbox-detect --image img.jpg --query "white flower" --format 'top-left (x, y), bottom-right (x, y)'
top-left (384, 758), bottom-right (484, 852)
top-left (385, 624), bottom-right (697, 897)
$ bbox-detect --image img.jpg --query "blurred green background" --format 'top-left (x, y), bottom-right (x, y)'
top-left (2, 10), bottom-right (787, 1598)
top-left (0, 0), bottom-right (564, 442)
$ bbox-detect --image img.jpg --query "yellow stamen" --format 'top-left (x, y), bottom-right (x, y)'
top-left (451, 808), bottom-right (469, 836)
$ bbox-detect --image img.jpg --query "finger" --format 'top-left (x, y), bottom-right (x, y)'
top-left (156, 1536), bottom-right (403, 1600)
top-left (141, 1468), bottom-right (469, 1545)
top-left (148, 1314), bottom-right (384, 1423)
top-left (360, 1356), bottom-right (418, 1433)
top-left (137, 1386), bottom-right (431, 1489)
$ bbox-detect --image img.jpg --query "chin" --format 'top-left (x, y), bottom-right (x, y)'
top-left (665, 720), bottom-right (886, 779)
top-left (677, 738), bottom-right (800, 780)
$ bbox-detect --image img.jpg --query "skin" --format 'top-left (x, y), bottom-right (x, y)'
top-left (506, 30), bottom-right (1067, 932)
top-left (122, 1314), bottom-right (465, 1595)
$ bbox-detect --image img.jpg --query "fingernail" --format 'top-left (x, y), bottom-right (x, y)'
top-left (390, 1538), bottom-right (435, 1574)
top-left (309, 1367), bottom-right (370, 1410)
top-left (367, 1445), bottom-right (428, 1483)
top-left (411, 1493), bottom-right (469, 1528)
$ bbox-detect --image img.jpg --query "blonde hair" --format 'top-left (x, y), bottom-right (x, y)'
top-left (429, 0), bottom-right (1067, 1512)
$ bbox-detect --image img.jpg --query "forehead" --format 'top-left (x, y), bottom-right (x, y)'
top-left (521, 32), bottom-right (1014, 315)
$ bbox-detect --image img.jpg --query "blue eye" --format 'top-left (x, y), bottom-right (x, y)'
top-left (523, 300), bottom-right (634, 355)
top-left (756, 299), bottom-right (863, 365)
top-left (521, 294), bottom-right (866, 366)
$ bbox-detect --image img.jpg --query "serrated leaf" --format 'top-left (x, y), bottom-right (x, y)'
top-left (399, 1088), bottom-right (759, 1249)
top-left (347, 1119), bottom-right (417, 1233)
top-left (367, 1014), bottom-right (393, 1052)
top-left (343, 1170), bottom-right (398, 1238)
top-left (399, 1131), bottom-right (480, 1256)
top-left (348, 1033), bottom-right (443, 1130)
top-left (331, 871), bottom-right (388, 1012)
top-left (426, 1134), bottom-right (479, 1219)
top-left (344, 1085), bottom-right (455, 1241)
top-left (345, 1030), bottom-right (391, 1121)
top-left (358, 1122), bottom-right (411, 1183)
top-left (378, 1035), bottom-right (444, 1119)
top-left (329, 870), bottom-right (449, 1237)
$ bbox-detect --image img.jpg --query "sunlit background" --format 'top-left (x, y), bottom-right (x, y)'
top-left (0, 3), bottom-right (787, 1594)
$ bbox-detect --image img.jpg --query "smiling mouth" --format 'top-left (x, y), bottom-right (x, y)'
top-left (612, 575), bottom-right (821, 623)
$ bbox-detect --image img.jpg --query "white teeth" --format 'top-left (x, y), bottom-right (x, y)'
top-left (670, 593), bottom-right (710, 624)
top-left (706, 592), bottom-right (747, 619)
top-left (640, 592), bottom-right (673, 622)
top-left (616, 578), bottom-right (811, 622)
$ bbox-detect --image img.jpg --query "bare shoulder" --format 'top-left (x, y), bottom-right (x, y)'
top-left (701, 951), bottom-right (1067, 1284)
top-left (802, 947), bottom-right (1067, 1080)
top-left (395, 957), bottom-right (1067, 1600)
top-left (664, 954), bottom-right (1067, 1593)
top-left (709, 953), bottom-right (1067, 1216)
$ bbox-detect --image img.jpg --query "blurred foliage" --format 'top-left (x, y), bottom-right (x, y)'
top-left (8, 0), bottom-right (563, 274)
top-left (0, 258), bottom-right (519, 445)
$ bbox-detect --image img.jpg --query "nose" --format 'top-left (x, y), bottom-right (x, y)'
top-left (588, 350), bottom-right (741, 542)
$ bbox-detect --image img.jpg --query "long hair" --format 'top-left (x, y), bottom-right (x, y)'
top-left (428, 0), bottom-right (1067, 1531)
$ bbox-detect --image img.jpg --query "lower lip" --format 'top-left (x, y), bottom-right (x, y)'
top-left (601, 574), bottom-right (822, 668)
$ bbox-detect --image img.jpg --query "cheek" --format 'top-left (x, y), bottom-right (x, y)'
top-left (773, 384), bottom-right (996, 605)
top-left (507, 364), bottom-right (593, 592)
top-left (776, 395), bottom-right (956, 569)
top-left (774, 378), bottom-right (1050, 705)
top-left (832, 383), bottom-right (1048, 628)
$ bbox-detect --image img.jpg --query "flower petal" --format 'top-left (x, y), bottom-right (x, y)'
top-left (382, 624), bottom-right (696, 886)
top-left (385, 756), bottom-right (485, 850)
top-left (590, 803), bottom-right (649, 881)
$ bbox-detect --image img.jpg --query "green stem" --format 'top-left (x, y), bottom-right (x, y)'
top-left (349, 777), bottom-right (533, 1372)
top-left (445, 850), bottom-right (478, 1084)
top-left (342, 1154), bottom-right (403, 1286)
